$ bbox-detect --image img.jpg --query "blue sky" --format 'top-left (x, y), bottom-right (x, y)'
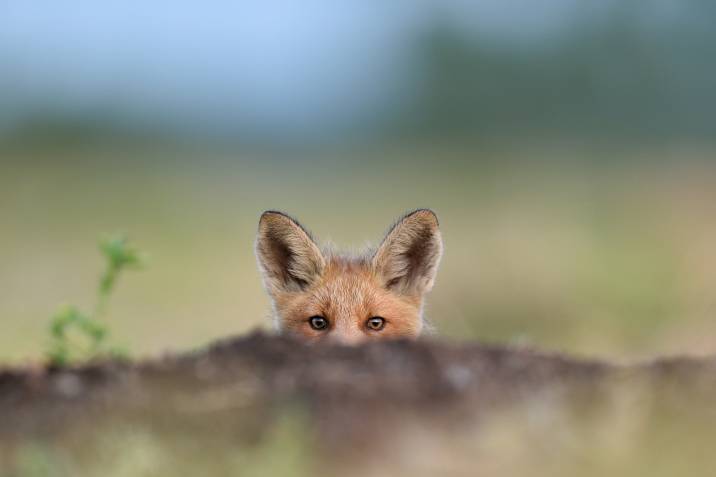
top-left (0, 1), bottom-right (625, 136)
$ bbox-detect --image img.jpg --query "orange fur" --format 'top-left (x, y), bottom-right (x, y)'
top-left (255, 210), bottom-right (442, 344)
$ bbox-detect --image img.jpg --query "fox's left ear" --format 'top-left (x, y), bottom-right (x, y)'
top-left (372, 209), bottom-right (443, 297)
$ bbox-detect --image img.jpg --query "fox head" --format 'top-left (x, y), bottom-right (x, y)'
top-left (255, 209), bottom-right (443, 344)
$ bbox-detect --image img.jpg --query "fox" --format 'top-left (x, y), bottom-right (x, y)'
top-left (255, 209), bottom-right (443, 344)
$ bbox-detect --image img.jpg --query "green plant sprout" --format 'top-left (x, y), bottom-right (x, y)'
top-left (47, 235), bottom-right (146, 366)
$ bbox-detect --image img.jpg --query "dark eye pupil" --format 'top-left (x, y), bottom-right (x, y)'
top-left (368, 317), bottom-right (385, 330)
top-left (309, 316), bottom-right (327, 330)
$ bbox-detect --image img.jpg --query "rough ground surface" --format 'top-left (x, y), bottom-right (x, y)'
top-left (1, 332), bottom-right (716, 476)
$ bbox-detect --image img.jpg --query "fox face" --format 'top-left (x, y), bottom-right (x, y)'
top-left (255, 209), bottom-right (443, 344)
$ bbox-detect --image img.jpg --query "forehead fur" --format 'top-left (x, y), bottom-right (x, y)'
top-left (274, 253), bottom-right (423, 335)
top-left (313, 256), bottom-right (378, 315)
top-left (280, 252), bottom-right (421, 311)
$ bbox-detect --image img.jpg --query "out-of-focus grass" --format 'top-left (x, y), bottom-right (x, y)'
top-left (4, 381), bottom-right (715, 477)
top-left (2, 145), bottom-right (716, 362)
top-left (8, 410), bottom-right (315, 477)
top-left (356, 382), bottom-right (716, 477)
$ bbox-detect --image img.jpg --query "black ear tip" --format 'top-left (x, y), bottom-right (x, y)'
top-left (260, 210), bottom-right (290, 221)
top-left (259, 210), bottom-right (296, 228)
top-left (404, 208), bottom-right (439, 227)
top-left (258, 211), bottom-right (316, 240)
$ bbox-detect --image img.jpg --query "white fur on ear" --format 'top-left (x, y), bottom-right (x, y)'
top-left (372, 209), bottom-right (443, 296)
top-left (255, 211), bottom-right (325, 296)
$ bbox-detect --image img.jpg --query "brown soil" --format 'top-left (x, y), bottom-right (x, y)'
top-left (2, 332), bottom-right (715, 476)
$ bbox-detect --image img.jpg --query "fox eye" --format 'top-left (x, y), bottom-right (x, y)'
top-left (308, 316), bottom-right (328, 330)
top-left (366, 317), bottom-right (386, 331)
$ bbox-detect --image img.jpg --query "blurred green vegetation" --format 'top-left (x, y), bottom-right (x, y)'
top-left (46, 235), bottom-right (143, 365)
top-left (406, 3), bottom-right (716, 142)
top-left (1, 1), bottom-right (715, 363)
top-left (1, 144), bottom-right (715, 363)
top-left (7, 410), bottom-right (315, 477)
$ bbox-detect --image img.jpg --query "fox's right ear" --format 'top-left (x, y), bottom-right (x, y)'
top-left (255, 211), bottom-right (325, 296)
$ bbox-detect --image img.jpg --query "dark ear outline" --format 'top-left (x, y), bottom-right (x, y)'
top-left (372, 209), bottom-right (443, 296)
top-left (255, 211), bottom-right (325, 295)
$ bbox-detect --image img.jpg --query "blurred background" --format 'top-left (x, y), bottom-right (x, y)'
top-left (2, 0), bottom-right (716, 363)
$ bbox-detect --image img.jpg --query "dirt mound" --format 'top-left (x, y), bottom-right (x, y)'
top-left (2, 332), bottom-right (715, 476)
